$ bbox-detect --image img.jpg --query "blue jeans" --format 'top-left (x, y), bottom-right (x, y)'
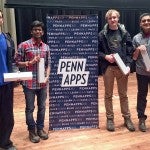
top-left (136, 73), bottom-right (150, 119)
top-left (23, 86), bottom-right (47, 130)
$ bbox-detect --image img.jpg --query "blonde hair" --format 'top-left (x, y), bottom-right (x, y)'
top-left (105, 9), bottom-right (120, 20)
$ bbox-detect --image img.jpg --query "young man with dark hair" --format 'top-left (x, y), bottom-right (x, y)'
top-left (0, 10), bottom-right (16, 150)
top-left (133, 13), bottom-right (150, 132)
top-left (99, 9), bottom-right (135, 132)
top-left (16, 20), bottom-right (50, 143)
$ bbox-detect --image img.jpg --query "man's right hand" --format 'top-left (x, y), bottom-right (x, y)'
top-left (105, 54), bottom-right (115, 63)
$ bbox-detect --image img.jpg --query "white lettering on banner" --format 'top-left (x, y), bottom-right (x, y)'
top-left (57, 59), bottom-right (89, 87)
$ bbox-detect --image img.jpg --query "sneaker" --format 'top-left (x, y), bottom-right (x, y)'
top-left (106, 119), bottom-right (115, 131)
top-left (139, 118), bottom-right (146, 132)
top-left (124, 118), bottom-right (135, 132)
top-left (37, 129), bottom-right (49, 140)
top-left (29, 130), bottom-right (40, 143)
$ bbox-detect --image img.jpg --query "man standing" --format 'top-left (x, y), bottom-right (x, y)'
top-left (16, 20), bottom-right (50, 143)
top-left (133, 13), bottom-right (150, 132)
top-left (98, 9), bottom-right (135, 132)
top-left (0, 10), bottom-right (16, 150)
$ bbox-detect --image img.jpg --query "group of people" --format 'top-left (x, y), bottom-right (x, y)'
top-left (99, 9), bottom-right (150, 133)
top-left (0, 10), bottom-right (50, 150)
top-left (0, 8), bottom-right (150, 150)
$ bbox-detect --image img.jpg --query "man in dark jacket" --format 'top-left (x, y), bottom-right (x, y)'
top-left (0, 10), bottom-right (16, 150)
top-left (98, 9), bottom-right (135, 132)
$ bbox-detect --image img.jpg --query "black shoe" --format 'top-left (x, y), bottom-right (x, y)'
top-left (139, 118), bottom-right (146, 132)
top-left (0, 146), bottom-right (17, 150)
top-left (107, 119), bottom-right (115, 131)
top-left (7, 146), bottom-right (17, 150)
top-left (37, 129), bottom-right (49, 140)
top-left (29, 130), bottom-right (40, 143)
top-left (124, 118), bottom-right (135, 132)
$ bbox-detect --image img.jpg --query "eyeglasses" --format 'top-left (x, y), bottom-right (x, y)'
top-left (141, 19), bottom-right (150, 23)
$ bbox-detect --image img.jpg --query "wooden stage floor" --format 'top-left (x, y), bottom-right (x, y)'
top-left (12, 73), bottom-right (150, 150)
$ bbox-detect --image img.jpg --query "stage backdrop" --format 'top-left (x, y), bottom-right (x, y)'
top-left (47, 15), bottom-right (99, 130)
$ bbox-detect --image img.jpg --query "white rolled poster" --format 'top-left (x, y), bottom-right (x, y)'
top-left (113, 53), bottom-right (129, 75)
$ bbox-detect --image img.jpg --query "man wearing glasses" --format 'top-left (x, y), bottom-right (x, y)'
top-left (133, 13), bottom-right (150, 132)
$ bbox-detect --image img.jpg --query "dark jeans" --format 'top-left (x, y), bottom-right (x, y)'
top-left (23, 86), bottom-right (47, 130)
top-left (136, 73), bottom-right (150, 119)
top-left (0, 83), bottom-right (14, 149)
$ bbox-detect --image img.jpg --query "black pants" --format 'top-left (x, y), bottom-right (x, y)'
top-left (136, 73), bottom-right (150, 119)
top-left (0, 83), bottom-right (14, 149)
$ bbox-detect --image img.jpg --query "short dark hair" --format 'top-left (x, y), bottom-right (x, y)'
top-left (30, 20), bottom-right (44, 30)
top-left (139, 13), bottom-right (150, 22)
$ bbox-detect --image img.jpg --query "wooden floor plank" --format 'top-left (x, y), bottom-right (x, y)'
top-left (12, 73), bottom-right (150, 150)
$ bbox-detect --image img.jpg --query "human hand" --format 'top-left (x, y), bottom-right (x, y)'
top-left (138, 45), bottom-right (147, 52)
top-left (29, 55), bottom-right (40, 65)
top-left (44, 76), bottom-right (49, 84)
top-left (126, 66), bottom-right (130, 75)
top-left (105, 54), bottom-right (115, 63)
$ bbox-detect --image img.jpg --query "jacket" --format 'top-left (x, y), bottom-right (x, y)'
top-left (98, 23), bottom-right (134, 74)
top-left (3, 32), bottom-right (15, 73)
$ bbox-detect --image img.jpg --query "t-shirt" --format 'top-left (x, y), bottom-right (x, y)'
top-left (107, 29), bottom-right (122, 53)
top-left (0, 33), bottom-right (8, 85)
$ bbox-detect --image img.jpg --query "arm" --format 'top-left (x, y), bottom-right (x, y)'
top-left (125, 32), bottom-right (134, 68)
top-left (44, 65), bottom-right (50, 83)
top-left (44, 46), bottom-right (51, 83)
top-left (98, 32), bottom-right (115, 63)
top-left (133, 45), bottom-right (147, 60)
top-left (17, 56), bottom-right (40, 68)
top-left (16, 43), bottom-right (40, 68)
top-left (132, 35), bottom-right (147, 60)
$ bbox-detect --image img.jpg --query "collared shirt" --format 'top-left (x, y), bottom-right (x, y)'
top-left (17, 38), bottom-right (51, 89)
top-left (133, 32), bottom-right (150, 76)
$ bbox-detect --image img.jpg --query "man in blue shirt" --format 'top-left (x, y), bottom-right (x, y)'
top-left (0, 10), bottom-right (16, 150)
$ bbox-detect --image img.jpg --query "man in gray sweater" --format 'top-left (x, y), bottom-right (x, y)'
top-left (133, 13), bottom-right (150, 132)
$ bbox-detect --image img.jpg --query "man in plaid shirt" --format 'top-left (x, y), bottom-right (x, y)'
top-left (16, 20), bottom-right (50, 143)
